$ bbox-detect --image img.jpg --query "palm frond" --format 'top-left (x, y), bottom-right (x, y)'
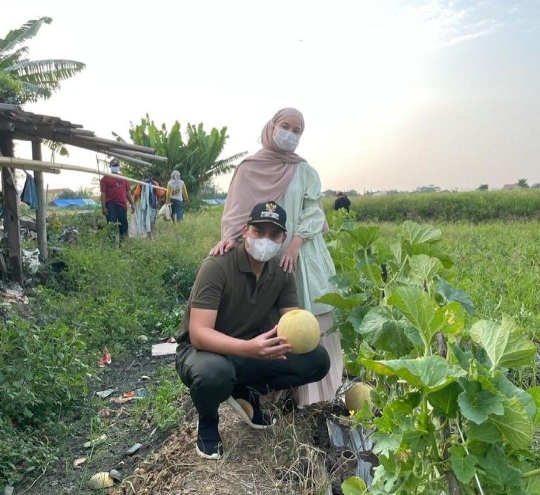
top-left (43, 139), bottom-right (69, 157)
top-left (0, 47), bottom-right (28, 70)
top-left (213, 151), bottom-right (248, 170)
top-left (7, 59), bottom-right (86, 82)
top-left (112, 131), bottom-right (127, 143)
top-left (0, 18), bottom-right (52, 56)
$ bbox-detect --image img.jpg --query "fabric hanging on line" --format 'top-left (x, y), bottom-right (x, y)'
top-left (21, 173), bottom-right (38, 210)
top-left (134, 183), bottom-right (152, 235)
top-left (130, 204), bottom-right (145, 238)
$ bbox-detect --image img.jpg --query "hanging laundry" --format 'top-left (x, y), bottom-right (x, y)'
top-left (21, 173), bottom-right (38, 210)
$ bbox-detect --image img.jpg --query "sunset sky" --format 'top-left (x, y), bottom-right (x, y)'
top-left (3, 0), bottom-right (540, 193)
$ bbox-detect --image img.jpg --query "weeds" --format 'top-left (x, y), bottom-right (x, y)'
top-left (133, 365), bottom-right (187, 431)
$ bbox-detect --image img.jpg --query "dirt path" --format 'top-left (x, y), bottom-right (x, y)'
top-left (15, 351), bottom-right (359, 495)
top-left (15, 352), bottom-right (176, 495)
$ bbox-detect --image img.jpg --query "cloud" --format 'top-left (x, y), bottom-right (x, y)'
top-left (442, 18), bottom-right (503, 46)
top-left (406, 0), bottom-right (505, 49)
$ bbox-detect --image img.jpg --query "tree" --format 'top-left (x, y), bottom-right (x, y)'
top-left (517, 178), bottom-right (529, 188)
top-left (0, 17), bottom-right (85, 104)
top-left (56, 188), bottom-right (77, 200)
top-left (415, 184), bottom-right (440, 193)
top-left (117, 115), bottom-right (247, 198)
top-left (477, 184), bottom-right (489, 190)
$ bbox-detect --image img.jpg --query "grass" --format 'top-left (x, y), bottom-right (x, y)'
top-left (133, 365), bottom-right (187, 431)
top-left (322, 188), bottom-right (540, 222)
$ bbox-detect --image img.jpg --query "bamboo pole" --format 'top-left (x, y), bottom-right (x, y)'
top-left (0, 161), bottom-right (60, 174)
top-left (62, 135), bottom-right (157, 154)
top-left (0, 156), bottom-right (166, 191)
top-left (108, 148), bottom-right (168, 163)
top-left (107, 151), bottom-right (153, 167)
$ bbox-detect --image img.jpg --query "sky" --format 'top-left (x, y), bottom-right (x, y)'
top-left (3, 0), bottom-right (540, 194)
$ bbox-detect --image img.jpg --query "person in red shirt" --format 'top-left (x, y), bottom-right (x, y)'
top-left (100, 159), bottom-right (135, 239)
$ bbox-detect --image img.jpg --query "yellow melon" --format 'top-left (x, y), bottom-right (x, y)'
top-left (277, 309), bottom-right (320, 354)
top-left (344, 382), bottom-right (373, 413)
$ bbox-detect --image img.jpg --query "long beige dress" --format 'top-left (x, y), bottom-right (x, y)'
top-left (277, 161), bottom-right (343, 406)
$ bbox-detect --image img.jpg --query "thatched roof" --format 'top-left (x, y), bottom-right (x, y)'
top-left (0, 103), bottom-right (166, 167)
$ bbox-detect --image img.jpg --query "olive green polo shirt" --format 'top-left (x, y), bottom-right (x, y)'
top-left (176, 242), bottom-right (298, 345)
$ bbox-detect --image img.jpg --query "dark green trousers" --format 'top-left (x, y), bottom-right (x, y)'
top-left (175, 344), bottom-right (330, 419)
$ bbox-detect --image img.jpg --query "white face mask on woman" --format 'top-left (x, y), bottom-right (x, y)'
top-left (273, 128), bottom-right (300, 151)
top-left (246, 235), bottom-right (282, 262)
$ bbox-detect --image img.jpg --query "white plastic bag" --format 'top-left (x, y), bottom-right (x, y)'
top-left (158, 203), bottom-right (172, 221)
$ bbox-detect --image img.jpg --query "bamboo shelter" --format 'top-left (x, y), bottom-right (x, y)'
top-left (0, 103), bottom-right (167, 282)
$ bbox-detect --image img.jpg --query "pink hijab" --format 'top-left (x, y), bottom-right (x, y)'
top-left (221, 108), bottom-right (306, 240)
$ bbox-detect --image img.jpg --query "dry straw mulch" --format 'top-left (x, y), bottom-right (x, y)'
top-left (112, 401), bottom-right (340, 495)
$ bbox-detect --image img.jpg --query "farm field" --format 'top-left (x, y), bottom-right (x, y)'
top-left (2, 206), bottom-right (539, 494)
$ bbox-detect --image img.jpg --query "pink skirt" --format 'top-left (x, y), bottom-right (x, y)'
top-left (294, 312), bottom-right (343, 406)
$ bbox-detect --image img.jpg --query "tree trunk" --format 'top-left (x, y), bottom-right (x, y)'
top-left (0, 132), bottom-right (23, 283)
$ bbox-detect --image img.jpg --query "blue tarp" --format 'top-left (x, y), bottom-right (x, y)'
top-left (50, 198), bottom-right (98, 208)
top-left (202, 198), bottom-right (226, 205)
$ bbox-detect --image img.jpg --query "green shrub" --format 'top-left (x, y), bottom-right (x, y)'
top-left (0, 317), bottom-right (88, 425)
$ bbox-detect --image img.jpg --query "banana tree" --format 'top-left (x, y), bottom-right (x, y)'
top-left (0, 17), bottom-right (85, 104)
top-left (121, 115), bottom-right (247, 198)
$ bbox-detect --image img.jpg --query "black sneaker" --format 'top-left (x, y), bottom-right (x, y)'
top-left (196, 417), bottom-right (223, 460)
top-left (226, 390), bottom-right (276, 430)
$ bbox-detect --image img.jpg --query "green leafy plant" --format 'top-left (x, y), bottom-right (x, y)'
top-left (0, 317), bottom-right (88, 486)
top-left (322, 221), bottom-right (540, 494)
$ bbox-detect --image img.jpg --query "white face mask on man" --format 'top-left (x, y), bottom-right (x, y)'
top-left (273, 128), bottom-right (300, 151)
top-left (245, 235), bottom-right (282, 262)
top-left (110, 165), bottom-right (120, 174)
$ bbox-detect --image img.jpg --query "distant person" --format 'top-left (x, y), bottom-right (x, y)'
top-left (332, 191), bottom-right (351, 213)
top-left (100, 159), bottom-right (135, 240)
top-left (166, 170), bottom-right (189, 223)
top-left (176, 201), bottom-right (330, 459)
top-left (133, 172), bottom-right (165, 238)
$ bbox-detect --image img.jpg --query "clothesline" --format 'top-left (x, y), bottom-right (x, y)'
top-left (0, 156), bottom-right (167, 191)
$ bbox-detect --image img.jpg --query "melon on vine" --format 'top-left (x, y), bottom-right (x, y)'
top-left (345, 382), bottom-right (373, 413)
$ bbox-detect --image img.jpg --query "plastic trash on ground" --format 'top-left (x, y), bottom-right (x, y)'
top-left (98, 346), bottom-right (111, 367)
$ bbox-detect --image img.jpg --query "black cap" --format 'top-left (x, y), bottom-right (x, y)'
top-left (247, 201), bottom-right (287, 231)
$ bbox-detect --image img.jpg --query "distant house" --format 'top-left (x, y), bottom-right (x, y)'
top-left (503, 183), bottom-right (519, 190)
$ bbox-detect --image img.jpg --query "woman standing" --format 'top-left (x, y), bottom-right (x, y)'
top-left (210, 108), bottom-right (342, 406)
top-left (166, 170), bottom-right (189, 223)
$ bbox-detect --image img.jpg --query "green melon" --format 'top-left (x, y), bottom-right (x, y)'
top-left (344, 382), bottom-right (373, 413)
top-left (277, 309), bottom-right (320, 354)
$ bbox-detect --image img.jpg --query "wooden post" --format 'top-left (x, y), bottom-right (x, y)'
top-left (32, 140), bottom-right (48, 261)
top-left (0, 132), bottom-right (23, 283)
